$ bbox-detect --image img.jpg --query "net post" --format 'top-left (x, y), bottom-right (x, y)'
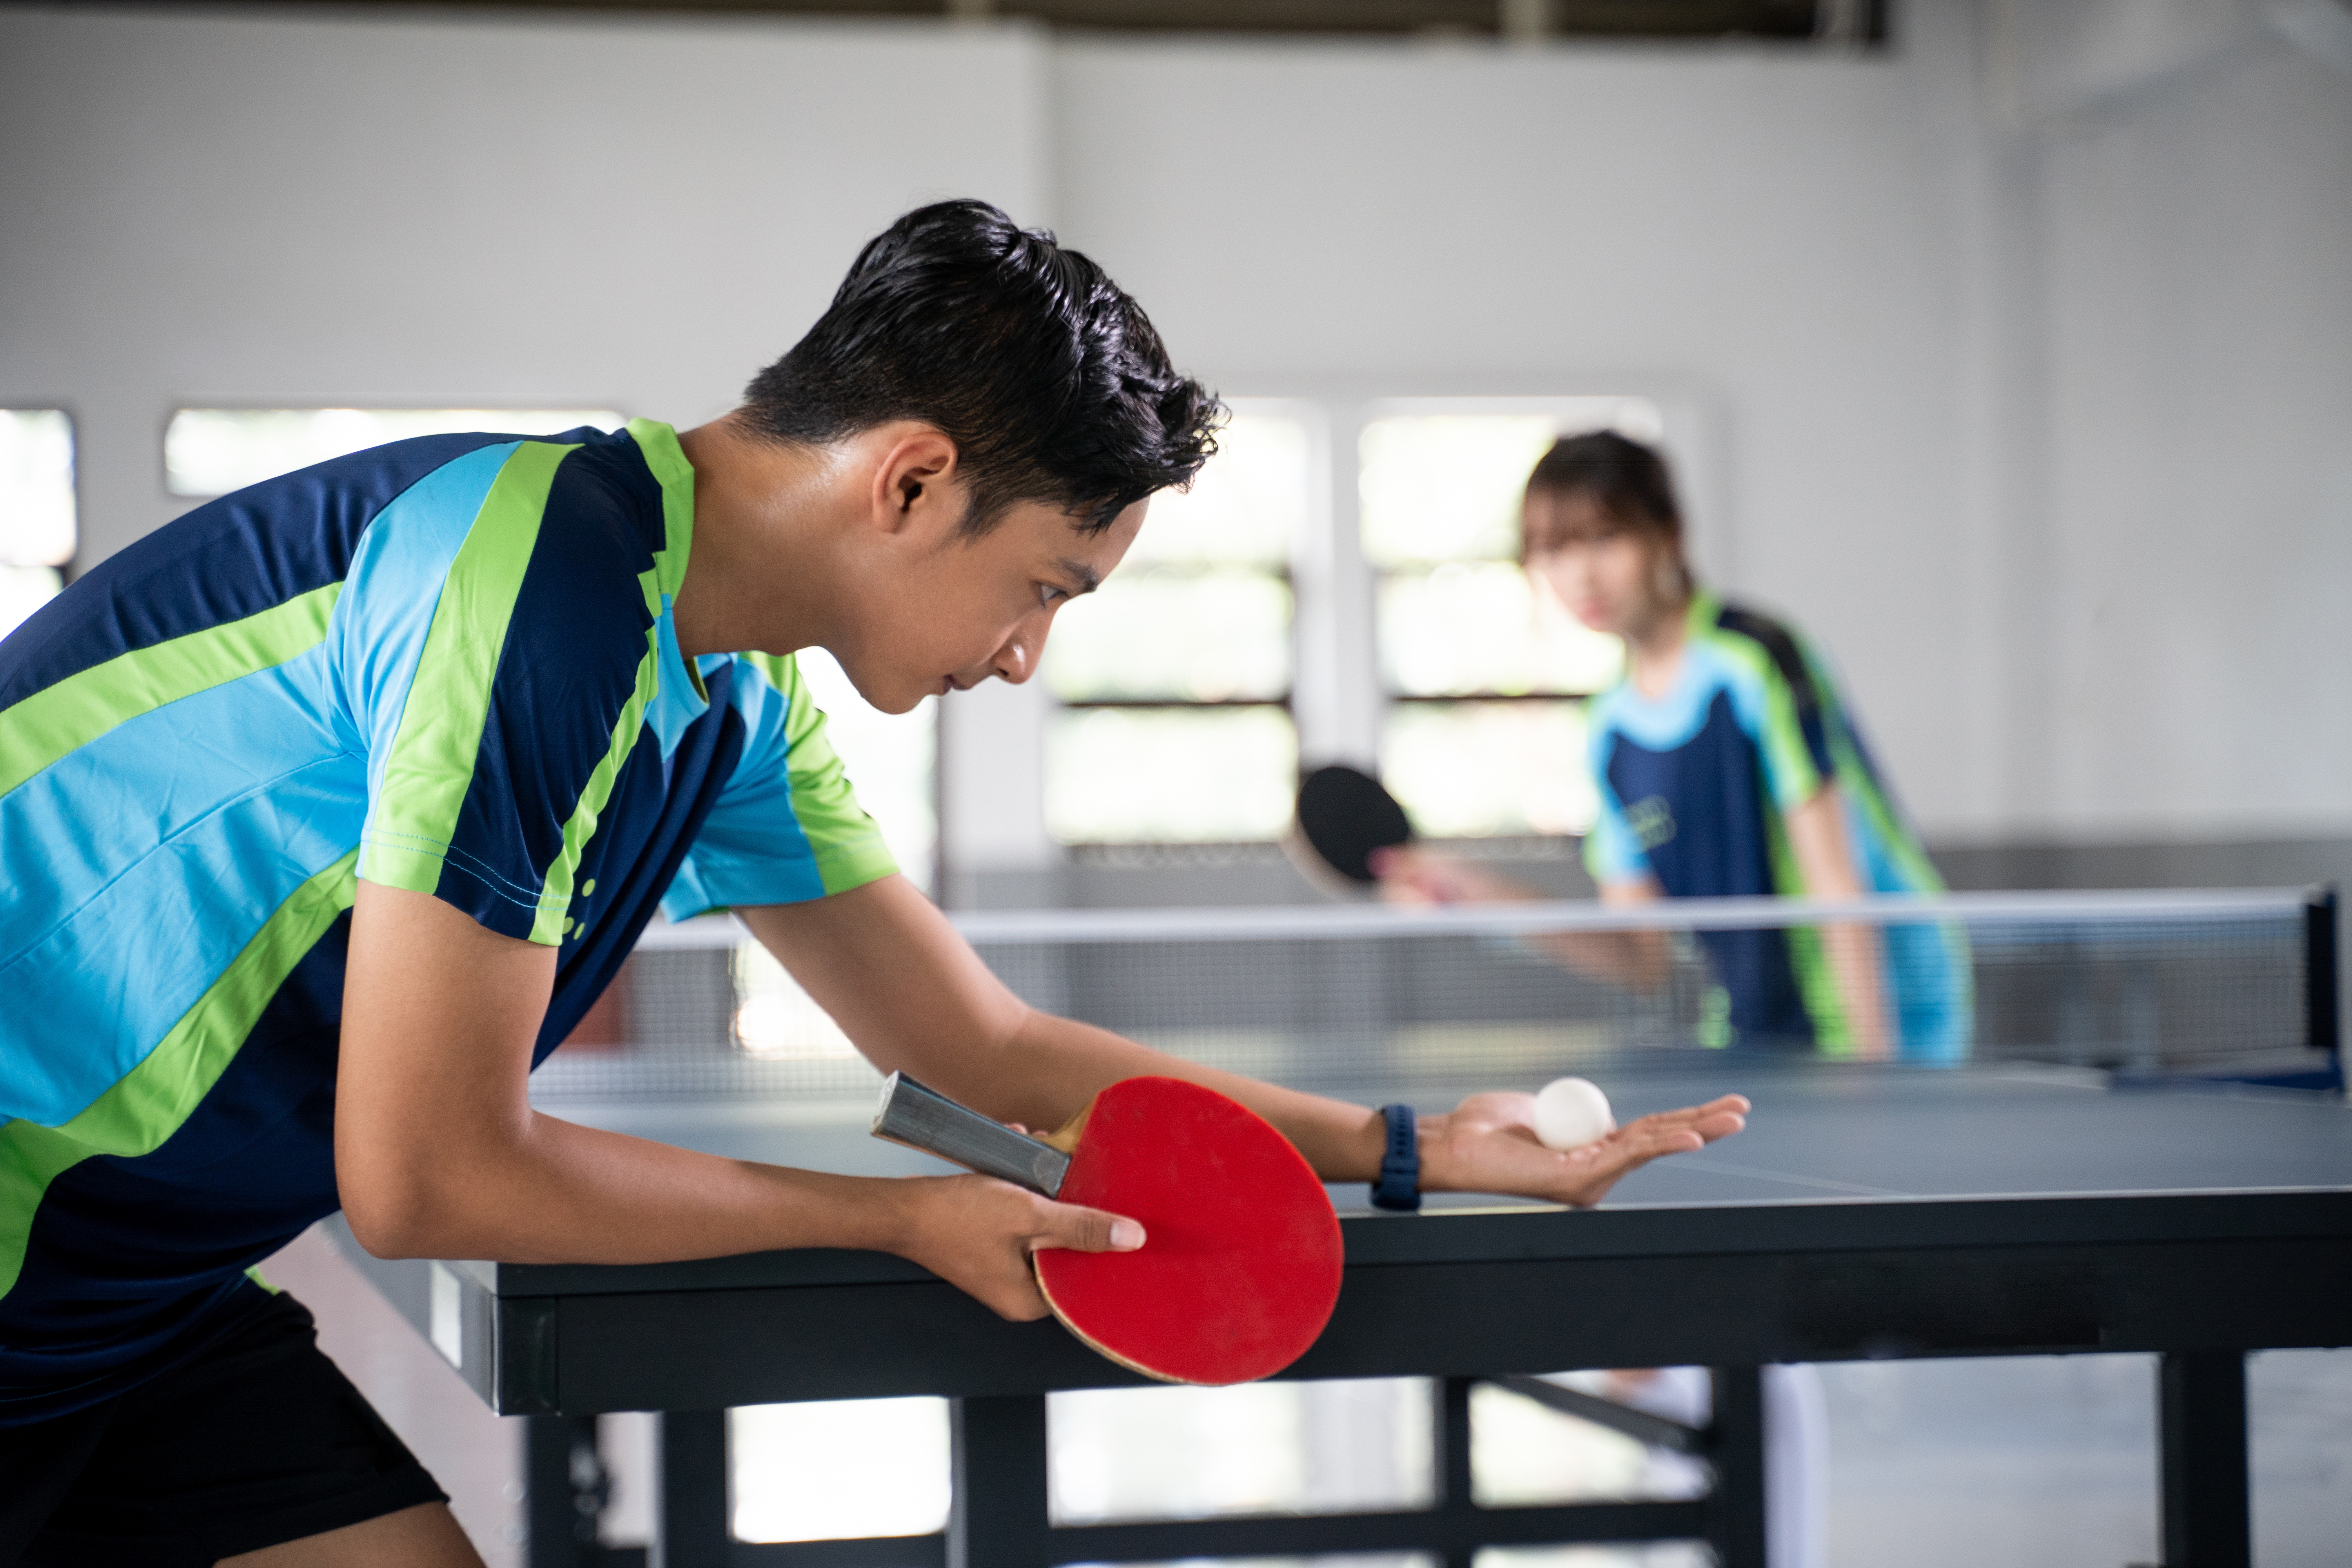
top-left (2306, 885), bottom-right (2339, 1073)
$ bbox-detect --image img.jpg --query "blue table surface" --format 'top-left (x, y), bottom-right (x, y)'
top-left (532, 1064), bottom-right (2352, 1212)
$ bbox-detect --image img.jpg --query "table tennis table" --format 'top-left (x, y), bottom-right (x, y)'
top-left (336, 1064), bottom-right (2352, 1568)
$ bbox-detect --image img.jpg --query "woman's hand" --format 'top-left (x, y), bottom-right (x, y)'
top-left (887, 1174), bottom-right (1144, 1321)
top-left (1368, 846), bottom-right (1534, 906)
top-left (1417, 1091), bottom-right (1749, 1208)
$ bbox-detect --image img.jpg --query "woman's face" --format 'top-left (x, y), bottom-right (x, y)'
top-left (1522, 488), bottom-right (1682, 639)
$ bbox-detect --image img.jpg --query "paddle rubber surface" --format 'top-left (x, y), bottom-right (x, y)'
top-left (1033, 1076), bottom-right (1344, 1385)
top-left (1295, 764), bottom-right (1413, 884)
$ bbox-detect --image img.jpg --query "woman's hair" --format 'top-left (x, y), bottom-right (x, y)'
top-left (1519, 430), bottom-right (1685, 561)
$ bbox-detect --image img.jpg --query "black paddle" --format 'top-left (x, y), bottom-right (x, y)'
top-left (1291, 764), bottom-right (1414, 887)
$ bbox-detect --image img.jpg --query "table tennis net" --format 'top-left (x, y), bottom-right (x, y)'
top-left (528, 887), bottom-right (2338, 1105)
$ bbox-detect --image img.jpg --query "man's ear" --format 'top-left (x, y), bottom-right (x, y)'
top-left (866, 425), bottom-right (964, 538)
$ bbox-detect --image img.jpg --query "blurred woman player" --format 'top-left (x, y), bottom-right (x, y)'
top-left (1384, 430), bottom-right (1966, 1061)
top-left (1379, 429), bottom-right (1973, 1568)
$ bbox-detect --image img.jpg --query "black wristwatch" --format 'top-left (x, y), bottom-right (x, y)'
top-left (1370, 1103), bottom-right (1421, 1212)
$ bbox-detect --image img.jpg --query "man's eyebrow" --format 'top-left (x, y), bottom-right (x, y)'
top-left (1055, 559), bottom-right (1103, 595)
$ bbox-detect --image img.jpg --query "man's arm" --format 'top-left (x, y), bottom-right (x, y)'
top-left (1783, 784), bottom-right (1892, 1060)
top-left (335, 880), bottom-right (1138, 1319)
top-left (738, 876), bottom-right (1744, 1207)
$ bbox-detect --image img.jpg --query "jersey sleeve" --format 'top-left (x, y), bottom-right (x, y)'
top-left (349, 437), bottom-right (666, 946)
top-left (1714, 607), bottom-right (1835, 814)
top-left (1580, 715), bottom-right (1651, 886)
top-left (658, 652), bottom-right (898, 920)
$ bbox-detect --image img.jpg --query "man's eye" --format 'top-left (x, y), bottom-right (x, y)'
top-left (1039, 583), bottom-right (1069, 609)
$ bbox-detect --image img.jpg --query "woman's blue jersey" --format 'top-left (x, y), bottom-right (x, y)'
top-left (1583, 592), bottom-right (1970, 1059)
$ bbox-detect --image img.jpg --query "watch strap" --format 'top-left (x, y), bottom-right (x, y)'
top-left (1370, 1103), bottom-right (1421, 1212)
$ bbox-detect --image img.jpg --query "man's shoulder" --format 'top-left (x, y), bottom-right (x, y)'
top-left (0, 432), bottom-right (538, 715)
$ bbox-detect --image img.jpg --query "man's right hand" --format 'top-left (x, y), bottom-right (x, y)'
top-left (889, 1175), bottom-right (1144, 1321)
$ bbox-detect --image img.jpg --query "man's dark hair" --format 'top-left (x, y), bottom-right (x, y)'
top-left (742, 200), bottom-right (1223, 534)
top-left (1520, 430), bottom-right (1684, 560)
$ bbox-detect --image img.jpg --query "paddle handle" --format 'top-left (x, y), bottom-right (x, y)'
top-left (872, 1073), bottom-right (1072, 1198)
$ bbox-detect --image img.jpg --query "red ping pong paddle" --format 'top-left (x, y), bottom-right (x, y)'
top-left (871, 1073), bottom-right (1343, 1385)
top-left (1290, 764), bottom-right (1415, 891)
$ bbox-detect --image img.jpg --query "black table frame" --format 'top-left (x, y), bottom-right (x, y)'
top-left (337, 1187), bottom-right (2352, 1568)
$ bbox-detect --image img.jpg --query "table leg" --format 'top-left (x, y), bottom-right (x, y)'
top-left (1431, 1376), bottom-right (1478, 1568)
top-left (525, 1414), bottom-right (604, 1568)
top-left (1707, 1367), bottom-right (1768, 1568)
top-left (651, 1410), bottom-right (731, 1568)
top-left (2159, 1352), bottom-right (2251, 1568)
top-left (949, 1395), bottom-right (1050, 1568)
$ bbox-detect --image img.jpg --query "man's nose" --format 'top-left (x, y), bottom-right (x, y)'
top-left (991, 623), bottom-right (1042, 686)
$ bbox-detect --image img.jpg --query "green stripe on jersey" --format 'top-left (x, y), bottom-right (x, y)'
top-left (0, 584), bottom-right (341, 799)
top-left (0, 851), bottom-right (360, 1299)
top-left (534, 637), bottom-right (659, 944)
top-left (626, 419), bottom-right (696, 604)
top-left (744, 652), bottom-right (900, 897)
top-left (528, 426), bottom-right (671, 939)
top-left (361, 441), bottom-right (575, 909)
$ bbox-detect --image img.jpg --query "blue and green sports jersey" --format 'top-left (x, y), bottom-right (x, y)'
top-left (0, 420), bottom-right (895, 1422)
top-left (1582, 592), bottom-right (1970, 1060)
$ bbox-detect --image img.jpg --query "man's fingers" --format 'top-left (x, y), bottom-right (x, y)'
top-left (1029, 1200), bottom-right (1145, 1255)
top-left (1633, 1095), bottom-right (1751, 1129)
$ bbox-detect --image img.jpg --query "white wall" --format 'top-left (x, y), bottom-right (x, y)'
top-left (1052, 10), bottom-right (2004, 835)
top-left (5, 0), bottom-right (2349, 857)
top-left (0, 5), bottom-right (1051, 567)
top-left (2029, 24), bottom-right (2352, 838)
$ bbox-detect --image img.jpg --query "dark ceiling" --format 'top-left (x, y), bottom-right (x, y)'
top-left (157, 0), bottom-right (1886, 42)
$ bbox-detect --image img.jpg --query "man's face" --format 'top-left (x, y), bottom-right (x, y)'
top-left (836, 492), bottom-right (1148, 714)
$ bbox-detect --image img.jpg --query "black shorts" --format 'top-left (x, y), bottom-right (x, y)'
top-left (0, 1289), bottom-right (448, 1567)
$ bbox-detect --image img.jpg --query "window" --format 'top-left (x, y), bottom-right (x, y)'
top-left (1041, 406), bottom-right (1315, 845)
top-left (163, 407), bottom-right (625, 497)
top-left (1033, 396), bottom-right (1681, 854)
top-left (1362, 400), bottom-right (1662, 839)
top-left (0, 410), bottom-right (76, 642)
top-left (728, 649), bottom-right (936, 1060)
top-left (793, 648), bottom-right (938, 896)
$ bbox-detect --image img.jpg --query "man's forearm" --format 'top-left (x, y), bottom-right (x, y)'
top-left (900, 1009), bottom-right (1392, 1185)
top-left (343, 1111), bottom-right (912, 1265)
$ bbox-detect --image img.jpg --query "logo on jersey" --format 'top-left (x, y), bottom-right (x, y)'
top-left (1626, 795), bottom-right (1677, 851)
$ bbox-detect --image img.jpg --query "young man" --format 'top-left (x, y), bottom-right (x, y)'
top-left (0, 203), bottom-right (1746, 1565)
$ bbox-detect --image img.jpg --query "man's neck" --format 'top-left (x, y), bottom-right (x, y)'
top-left (670, 417), bottom-right (837, 660)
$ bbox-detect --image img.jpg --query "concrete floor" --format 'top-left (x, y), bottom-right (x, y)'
top-left (269, 1225), bottom-right (2352, 1567)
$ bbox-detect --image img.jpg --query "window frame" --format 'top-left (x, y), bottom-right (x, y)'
top-left (1043, 385), bottom-right (1724, 855)
top-left (0, 406), bottom-right (82, 642)
top-left (1040, 398), bottom-right (1328, 849)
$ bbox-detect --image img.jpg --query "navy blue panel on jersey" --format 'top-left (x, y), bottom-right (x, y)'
top-left (0, 434), bottom-right (510, 707)
top-left (534, 664), bottom-right (745, 1059)
top-left (443, 439), bottom-right (668, 940)
top-left (1604, 691), bottom-right (1815, 1048)
top-left (0, 918), bottom-right (350, 1425)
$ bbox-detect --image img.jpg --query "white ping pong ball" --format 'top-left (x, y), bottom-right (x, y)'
top-left (1533, 1077), bottom-right (1615, 1151)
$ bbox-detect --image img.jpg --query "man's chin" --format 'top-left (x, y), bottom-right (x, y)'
top-left (864, 675), bottom-right (936, 716)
